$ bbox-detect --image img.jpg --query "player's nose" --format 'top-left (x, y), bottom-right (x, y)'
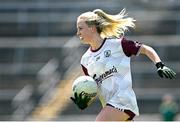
top-left (76, 31), bottom-right (80, 36)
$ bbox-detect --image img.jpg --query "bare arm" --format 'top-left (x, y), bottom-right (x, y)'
top-left (139, 44), bottom-right (161, 64)
top-left (138, 44), bottom-right (176, 79)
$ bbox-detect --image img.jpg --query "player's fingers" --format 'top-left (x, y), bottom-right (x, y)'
top-left (163, 71), bottom-right (169, 78)
top-left (74, 92), bottom-right (78, 99)
top-left (79, 92), bottom-right (84, 100)
top-left (86, 96), bottom-right (91, 102)
top-left (170, 70), bottom-right (176, 76)
top-left (70, 97), bottom-right (76, 103)
top-left (83, 95), bottom-right (88, 103)
top-left (168, 71), bottom-right (175, 79)
top-left (169, 73), bottom-right (173, 79)
top-left (158, 71), bottom-right (163, 78)
top-left (84, 94), bottom-right (90, 100)
top-left (166, 68), bottom-right (176, 78)
top-left (165, 71), bottom-right (172, 79)
top-left (171, 72), bottom-right (176, 78)
top-left (166, 70), bottom-right (175, 79)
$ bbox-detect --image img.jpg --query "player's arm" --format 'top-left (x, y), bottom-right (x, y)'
top-left (139, 44), bottom-right (176, 79)
top-left (70, 65), bottom-right (93, 110)
top-left (139, 44), bottom-right (161, 63)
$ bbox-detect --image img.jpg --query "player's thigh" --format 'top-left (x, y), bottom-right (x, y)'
top-left (95, 105), bottom-right (130, 121)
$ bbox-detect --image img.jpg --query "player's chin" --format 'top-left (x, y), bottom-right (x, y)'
top-left (80, 39), bottom-right (88, 44)
top-left (79, 37), bottom-right (83, 42)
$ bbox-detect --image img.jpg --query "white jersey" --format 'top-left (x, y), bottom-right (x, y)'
top-left (81, 37), bottom-right (142, 116)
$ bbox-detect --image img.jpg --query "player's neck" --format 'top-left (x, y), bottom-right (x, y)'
top-left (90, 36), bottom-right (104, 51)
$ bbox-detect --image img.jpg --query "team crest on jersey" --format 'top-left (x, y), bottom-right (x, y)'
top-left (104, 50), bottom-right (111, 57)
top-left (96, 56), bottom-right (100, 61)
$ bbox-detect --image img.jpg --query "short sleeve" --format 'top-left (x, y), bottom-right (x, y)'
top-left (81, 64), bottom-right (89, 76)
top-left (121, 38), bottom-right (142, 57)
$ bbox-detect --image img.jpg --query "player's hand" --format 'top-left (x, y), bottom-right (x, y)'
top-left (156, 62), bottom-right (176, 79)
top-left (70, 92), bottom-right (91, 110)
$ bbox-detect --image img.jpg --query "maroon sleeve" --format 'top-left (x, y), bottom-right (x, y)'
top-left (81, 65), bottom-right (89, 76)
top-left (121, 38), bottom-right (142, 57)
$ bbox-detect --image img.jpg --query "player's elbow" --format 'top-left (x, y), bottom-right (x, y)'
top-left (139, 44), bottom-right (155, 55)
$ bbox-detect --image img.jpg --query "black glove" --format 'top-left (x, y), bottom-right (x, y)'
top-left (156, 62), bottom-right (176, 79)
top-left (70, 92), bottom-right (91, 110)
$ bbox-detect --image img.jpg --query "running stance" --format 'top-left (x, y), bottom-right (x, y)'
top-left (71, 9), bottom-right (176, 121)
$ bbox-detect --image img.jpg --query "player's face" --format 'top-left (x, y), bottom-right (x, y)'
top-left (77, 18), bottom-right (93, 44)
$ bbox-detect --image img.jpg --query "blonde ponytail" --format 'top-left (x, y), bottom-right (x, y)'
top-left (93, 9), bottom-right (135, 38)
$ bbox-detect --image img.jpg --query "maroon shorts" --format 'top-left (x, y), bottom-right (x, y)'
top-left (106, 103), bottom-right (135, 120)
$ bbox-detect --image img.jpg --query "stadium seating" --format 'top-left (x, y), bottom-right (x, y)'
top-left (0, 0), bottom-right (179, 120)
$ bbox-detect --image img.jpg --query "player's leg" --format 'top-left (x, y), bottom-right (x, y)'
top-left (95, 105), bottom-right (130, 121)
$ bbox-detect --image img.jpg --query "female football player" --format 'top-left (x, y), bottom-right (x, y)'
top-left (70, 9), bottom-right (176, 121)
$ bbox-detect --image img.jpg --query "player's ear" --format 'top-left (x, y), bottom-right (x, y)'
top-left (91, 25), bottom-right (97, 33)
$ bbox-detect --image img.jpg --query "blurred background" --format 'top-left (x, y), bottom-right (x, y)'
top-left (0, 0), bottom-right (179, 121)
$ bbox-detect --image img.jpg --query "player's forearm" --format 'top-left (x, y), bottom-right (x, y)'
top-left (139, 44), bottom-right (161, 64)
top-left (139, 44), bottom-right (176, 79)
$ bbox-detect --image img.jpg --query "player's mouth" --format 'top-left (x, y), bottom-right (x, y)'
top-left (79, 36), bottom-right (83, 40)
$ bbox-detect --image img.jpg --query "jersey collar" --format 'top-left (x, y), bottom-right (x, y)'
top-left (90, 38), bottom-right (107, 52)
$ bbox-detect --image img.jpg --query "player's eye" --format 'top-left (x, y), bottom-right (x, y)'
top-left (78, 27), bottom-right (82, 30)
